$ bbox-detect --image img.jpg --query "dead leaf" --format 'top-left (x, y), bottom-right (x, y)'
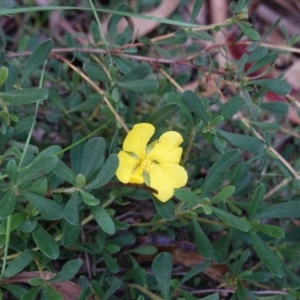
top-left (0, 271), bottom-right (87, 300)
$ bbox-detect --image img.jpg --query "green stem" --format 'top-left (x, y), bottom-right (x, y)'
top-left (54, 120), bottom-right (111, 156)
top-left (88, 0), bottom-right (113, 65)
top-left (0, 215), bottom-right (11, 280)
top-left (182, 126), bottom-right (197, 166)
top-left (0, 62), bottom-right (48, 280)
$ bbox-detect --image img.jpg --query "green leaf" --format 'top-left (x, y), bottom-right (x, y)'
top-left (30, 177), bottom-right (47, 196)
top-left (0, 190), bottom-right (16, 219)
top-left (199, 293), bottom-right (219, 300)
top-left (181, 90), bottom-right (208, 123)
top-left (63, 193), bottom-right (80, 225)
top-left (263, 18), bottom-right (281, 40)
top-left (152, 252), bottom-right (173, 300)
top-left (255, 224), bottom-right (285, 238)
top-left (20, 286), bottom-right (41, 300)
top-left (250, 231), bottom-right (283, 277)
top-left (146, 104), bottom-right (180, 124)
top-left (245, 52), bottom-right (278, 76)
top-left (17, 156), bottom-right (58, 185)
top-left (237, 22), bottom-right (260, 41)
top-left (32, 224), bottom-right (60, 259)
top-left (0, 66), bottom-right (8, 86)
top-left (85, 154), bottom-right (119, 190)
top-left (103, 277), bottom-right (122, 300)
top-left (83, 63), bottom-right (110, 82)
top-left (0, 88), bottom-right (49, 105)
top-left (41, 285), bottom-right (63, 300)
top-left (267, 79), bottom-right (292, 95)
top-left (81, 137), bottom-right (106, 178)
top-left (53, 160), bottom-right (76, 185)
top-left (237, 53), bottom-right (248, 77)
top-left (6, 159), bottom-right (18, 183)
top-left (190, 0), bottom-right (203, 23)
top-left (213, 232), bottom-right (231, 263)
top-left (174, 188), bottom-right (201, 204)
top-left (153, 197), bottom-right (175, 221)
top-left (212, 207), bottom-right (250, 232)
top-left (61, 222), bottom-right (80, 247)
top-left (250, 121), bottom-right (281, 131)
top-left (22, 192), bottom-right (63, 220)
top-left (218, 96), bottom-right (244, 120)
top-left (237, 0), bottom-right (248, 11)
top-left (248, 183), bottom-right (266, 221)
top-left (103, 279), bottom-right (122, 300)
top-left (254, 201), bottom-right (300, 219)
top-left (232, 249), bottom-right (250, 275)
top-left (71, 134), bottom-right (84, 174)
top-left (76, 174), bottom-right (86, 189)
top-left (103, 252), bottom-right (119, 273)
top-left (117, 79), bottom-right (158, 93)
top-left (193, 218), bottom-right (215, 259)
top-left (3, 251), bottom-right (33, 278)
top-left (189, 31), bottom-right (215, 42)
top-left (237, 280), bottom-right (248, 299)
top-left (213, 134), bottom-right (226, 154)
top-left (247, 47), bottom-right (268, 62)
top-left (260, 102), bottom-right (288, 115)
top-left (211, 186), bottom-right (235, 203)
top-left (80, 190), bottom-right (100, 206)
top-left (17, 219), bottom-right (37, 233)
top-left (179, 261), bottom-right (210, 285)
top-left (47, 259), bottom-right (82, 283)
top-left (201, 149), bottom-right (241, 194)
top-left (217, 129), bottom-right (265, 153)
top-left (0, 213), bottom-right (26, 234)
top-left (21, 39), bottom-right (53, 83)
top-left (120, 65), bottom-right (150, 82)
top-left (107, 3), bottom-right (128, 37)
top-left (129, 246), bottom-right (157, 255)
top-left (91, 206), bottom-right (115, 235)
top-left (165, 92), bottom-right (194, 125)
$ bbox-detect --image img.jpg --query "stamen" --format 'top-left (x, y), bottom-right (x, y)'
top-left (141, 158), bottom-right (153, 171)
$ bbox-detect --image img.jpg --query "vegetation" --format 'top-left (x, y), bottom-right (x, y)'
top-left (0, 0), bottom-right (299, 299)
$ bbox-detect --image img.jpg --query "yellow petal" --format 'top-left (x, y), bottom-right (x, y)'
top-left (123, 123), bottom-right (155, 158)
top-left (129, 165), bottom-right (144, 184)
top-left (148, 163), bottom-right (188, 202)
top-left (147, 131), bottom-right (183, 164)
top-left (116, 151), bottom-right (139, 183)
top-left (148, 146), bottom-right (183, 164)
top-left (157, 131), bottom-right (183, 150)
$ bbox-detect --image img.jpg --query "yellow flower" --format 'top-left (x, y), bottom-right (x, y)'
top-left (116, 123), bottom-right (188, 202)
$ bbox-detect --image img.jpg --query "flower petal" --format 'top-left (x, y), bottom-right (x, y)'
top-left (148, 163), bottom-right (188, 202)
top-left (123, 123), bottom-right (155, 158)
top-left (147, 131), bottom-right (184, 164)
top-left (129, 165), bottom-right (144, 184)
top-left (116, 151), bottom-right (139, 183)
top-left (158, 131), bottom-right (184, 150)
top-left (148, 146), bottom-right (183, 164)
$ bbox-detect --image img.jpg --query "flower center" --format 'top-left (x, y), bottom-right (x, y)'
top-left (140, 158), bottom-right (153, 171)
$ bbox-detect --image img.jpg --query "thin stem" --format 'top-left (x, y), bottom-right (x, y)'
top-left (0, 215), bottom-right (11, 279)
top-left (88, 0), bottom-right (113, 65)
top-left (0, 61), bottom-right (48, 280)
top-left (187, 288), bottom-right (287, 296)
top-left (263, 178), bottom-right (290, 200)
top-left (54, 120), bottom-right (111, 156)
top-left (161, 66), bottom-right (299, 181)
top-left (55, 54), bottom-right (129, 133)
top-left (182, 127), bottom-right (197, 166)
top-left (128, 284), bottom-right (164, 300)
